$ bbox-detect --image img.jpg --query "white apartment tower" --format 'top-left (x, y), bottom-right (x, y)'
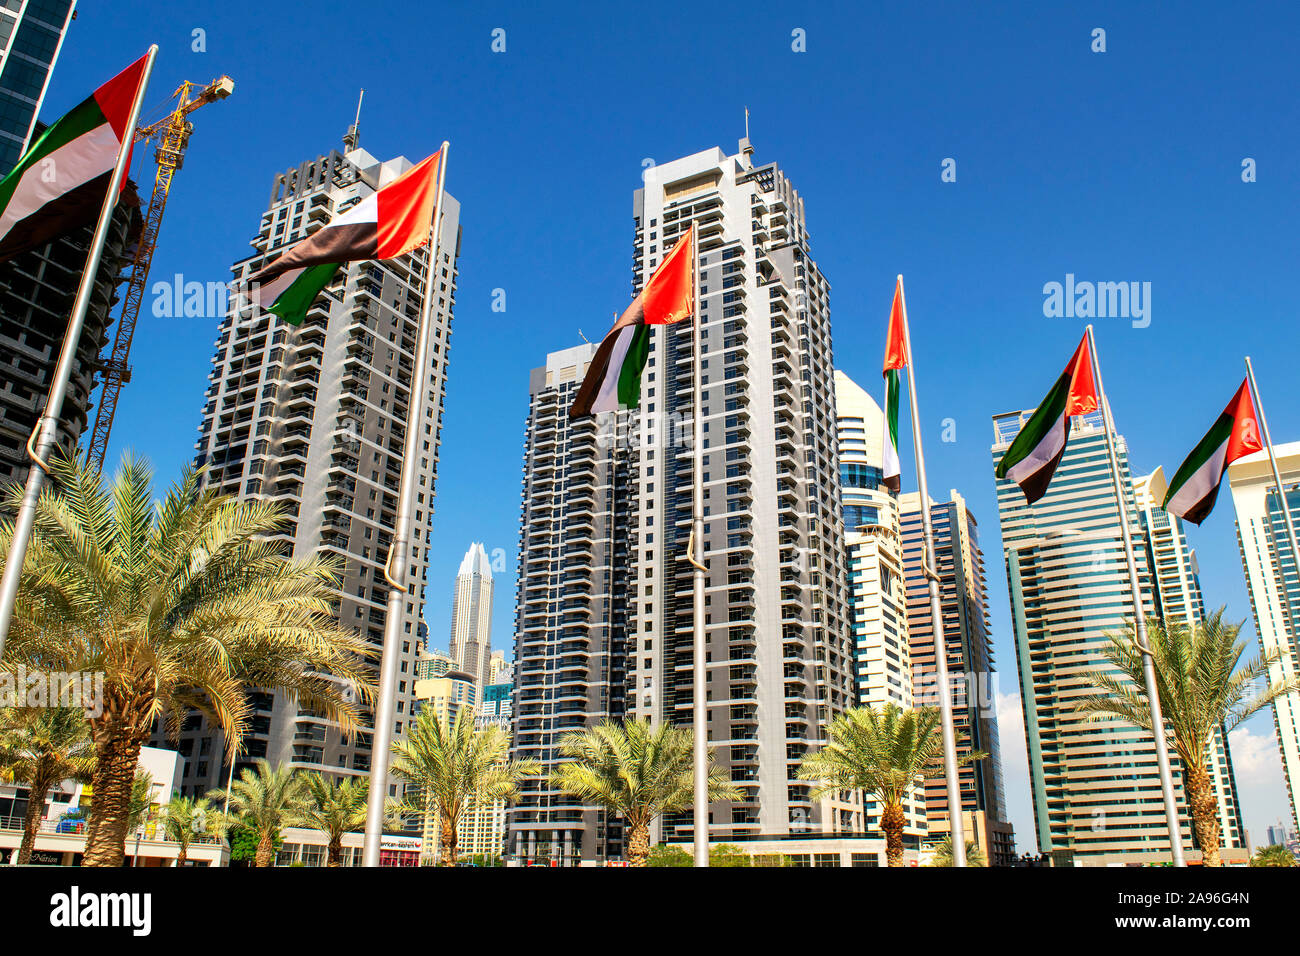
top-left (450, 542), bottom-right (494, 689)
top-left (169, 145), bottom-right (460, 796)
top-left (509, 343), bottom-right (632, 865)
top-left (1228, 442), bottom-right (1300, 830)
top-left (628, 143), bottom-right (856, 843)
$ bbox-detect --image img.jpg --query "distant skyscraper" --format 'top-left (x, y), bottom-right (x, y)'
top-left (0, 0), bottom-right (76, 175)
top-left (1228, 442), bottom-right (1300, 831)
top-left (993, 409), bottom-right (1246, 864)
top-left (161, 145), bottom-right (460, 797)
top-left (835, 370), bottom-right (925, 842)
top-left (508, 343), bottom-right (632, 865)
top-left (450, 542), bottom-right (494, 688)
top-left (628, 142), bottom-right (857, 848)
top-left (899, 489), bottom-right (1014, 866)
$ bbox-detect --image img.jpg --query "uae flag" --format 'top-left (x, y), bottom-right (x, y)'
top-left (569, 224), bottom-right (695, 419)
top-left (881, 277), bottom-right (907, 492)
top-left (995, 333), bottom-right (1098, 504)
top-left (1163, 379), bottom-right (1262, 524)
top-left (248, 150), bottom-right (442, 325)
top-left (0, 54), bottom-right (149, 262)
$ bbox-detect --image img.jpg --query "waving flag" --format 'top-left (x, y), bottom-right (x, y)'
top-left (995, 333), bottom-right (1098, 503)
top-left (1163, 379), bottom-right (1262, 524)
top-left (0, 54), bottom-right (149, 262)
top-left (249, 150), bottom-right (442, 324)
top-left (569, 224), bottom-right (695, 419)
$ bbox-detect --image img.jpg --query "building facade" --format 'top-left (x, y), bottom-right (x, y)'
top-left (508, 343), bottom-right (632, 865)
top-left (899, 490), bottom-right (1015, 866)
top-left (993, 409), bottom-right (1245, 864)
top-left (163, 145), bottom-right (460, 799)
top-left (0, 0), bottom-right (76, 174)
top-left (626, 142), bottom-right (857, 845)
top-left (449, 541), bottom-right (494, 688)
top-left (1228, 442), bottom-right (1300, 830)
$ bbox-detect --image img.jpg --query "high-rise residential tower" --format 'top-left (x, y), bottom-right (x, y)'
top-left (835, 370), bottom-right (925, 843)
top-left (450, 542), bottom-right (494, 688)
top-left (899, 489), bottom-right (1015, 865)
top-left (508, 343), bottom-right (632, 865)
top-left (993, 409), bottom-right (1246, 864)
top-left (628, 143), bottom-right (857, 848)
top-left (1228, 442), bottom-right (1300, 830)
top-left (164, 145), bottom-right (460, 798)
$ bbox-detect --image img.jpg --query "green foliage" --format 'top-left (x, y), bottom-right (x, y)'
top-left (927, 836), bottom-right (987, 867)
top-left (226, 821), bottom-right (283, 865)
top-left (1250, 844), bottom-right (1296, 867)
top-left (648, 844), bottom-right (692, 867)
top-left (709, 844), bottom-right (752, 867)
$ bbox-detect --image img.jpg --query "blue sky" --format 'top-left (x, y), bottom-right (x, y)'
top-left (44, 0), bottom-right (1300, 849)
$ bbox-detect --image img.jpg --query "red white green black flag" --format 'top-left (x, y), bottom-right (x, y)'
top-left (995, 333), bottom-right (1099, 504)
top-left (881, 277), bottom-right (907, 492)
top-left (569, 225), bottom-right (695, 419)
top-left (248, 150), bottom-right (442, 325)
top-left (1163, 379), bottom-right (1262, 524)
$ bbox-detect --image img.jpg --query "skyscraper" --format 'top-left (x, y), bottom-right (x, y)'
top-left (508, 343), bottom-right (632, 865)
top-left (627, 143), bottom-right (857, 848)
top-left (449, 542), bottom-right (494, 689)
top-left (164, 144), bottom-right (460, 797)
top-left (899, 489), bottom-right (1014, 865)
top-left (0, 0), bottom-right (76, 174)
top-left (993, 409), bottom-right (1246, 864)
top-left (1228, 442), bottom-right (1300, 830)
top-left (835, 370), bottom-right (925, 844)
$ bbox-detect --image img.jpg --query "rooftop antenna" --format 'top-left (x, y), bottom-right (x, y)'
top-left (740, 106), bottom-right (754, 166)
top-left (344, 88), bottom-right (364, 152)
top-left (577, 329), bottom-right (590, 344)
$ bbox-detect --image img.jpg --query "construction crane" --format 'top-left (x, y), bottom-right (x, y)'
top-left (86, 74), bottom-right (235, 470)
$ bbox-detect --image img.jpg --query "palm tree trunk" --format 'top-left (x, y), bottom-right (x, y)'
top-left (255, 830), bottom-right (274, 867)
top-left (17, 774), bottom-right (53, 865)
top-left (440, 817), bottom-right (458, 867)
top-left (1184, 762), bottom-right (1222, 867)
top-left (881, 801), bottom-right (906, 867)
top-left (626, 821), bottom-right (651, 867)
top-left (176, 843), bottom-right (188, 867)
top-left (82, 727), bottom-right (146, 867)
top-left (328, 836), bottom-right (342, 867)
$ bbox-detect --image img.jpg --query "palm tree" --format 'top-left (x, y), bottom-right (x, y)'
top-left (549, 718), bottom-right (740, 867)
top-left (1075, 609), bottom-right (1299, 867)
top-left (127, 770), bottom-right (155, 832)
top-left (0, 452), bottom-right (372, 866)
top-left (212, 759), bottom-right (306, 867)
top-left (0, 707), bottom-right (95, 864)
top-left (928, 835), bottom-right (986, 867)
top-left (1250, 844), bottom-right (1296, 867)
top-left (798, 704), bottom-right (984, 867)
top-left (163, 795), bottom-right (216, 867)
top-left (389, 707), bottom-right (538, 866)
top-left (299, 774), bottom-right (368, 867)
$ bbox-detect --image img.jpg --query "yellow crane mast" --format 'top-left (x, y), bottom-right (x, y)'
top-left (86, 75), bottom-right (234, 470)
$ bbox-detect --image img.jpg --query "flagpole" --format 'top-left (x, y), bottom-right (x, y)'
top-left (688, 224), bottom-right (708, 867)
top-left (1085, 324), bottom-right (1185, 866)
top-left (362, 143), bottom-right (449, 867)
top-left (896, 275), bottom-right (966, 867)
top-left (0, 45), bottom-right (158, 661)
top-left (1244, 357), bottom-right (1300, 613)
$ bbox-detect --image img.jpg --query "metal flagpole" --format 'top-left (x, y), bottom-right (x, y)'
top-left (1085, 324), bottom-right (1185, 866)
top-left (362, 143), bottom-right (450, 866)
top-left (685, 224), bottom-right (709, 867)
top-left (896, 275), bottom-right (966, 867)
top-left (1245, 357), bottom-right (1300, 599)
top-left (0, 45), bottom-right (158, 661)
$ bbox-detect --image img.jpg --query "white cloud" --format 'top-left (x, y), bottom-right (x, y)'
top-left (1228, 720), bottom-right (1294, 844)
top-left (996, 691), bottom-right (1036, 855)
